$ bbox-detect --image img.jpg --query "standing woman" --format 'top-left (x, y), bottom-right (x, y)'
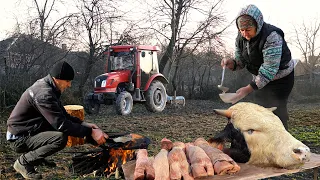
top-left (222, 4), bottom-right (294, 130)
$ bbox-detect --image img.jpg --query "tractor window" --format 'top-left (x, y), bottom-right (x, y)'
top-left (152, 52), bottom-right (159, 73)
top-left (109, 51), bottom-right (134, 71)
top-left (140, 51), bottom-right (153, 74)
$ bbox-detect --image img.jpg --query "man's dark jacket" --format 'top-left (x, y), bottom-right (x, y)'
top-left (7, 75), bottom-right (92, 137)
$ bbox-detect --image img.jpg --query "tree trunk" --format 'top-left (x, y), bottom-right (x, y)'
top-left (77, 43), bottom-right (96, 99)
top-left (64, 105), bottom-right (85, 147)
top-left (159, 40), bottom-right (174, 74)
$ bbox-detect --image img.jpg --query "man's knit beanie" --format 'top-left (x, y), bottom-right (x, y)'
top-left (50, 61), bottom-right (74, 80)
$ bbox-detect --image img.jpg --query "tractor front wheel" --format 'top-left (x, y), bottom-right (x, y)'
top-left (115, 91), bottom-right (133, 115)
top-left (145, 80), bottom-right (167, 113)
top-left (84, 99), bottom-right (100, 115)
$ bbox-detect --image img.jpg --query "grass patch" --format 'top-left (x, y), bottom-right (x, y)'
top-left (289, 125), bottom-right (320, 146)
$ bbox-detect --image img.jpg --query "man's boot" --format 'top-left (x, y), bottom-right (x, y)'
top-left (13, 159), bottom-right (42, 179)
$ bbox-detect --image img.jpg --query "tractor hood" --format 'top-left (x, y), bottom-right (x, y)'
top-left (94, 70), bottom-right (131, 93)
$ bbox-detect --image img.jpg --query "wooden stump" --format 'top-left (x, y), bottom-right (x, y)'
top-left (64, 105), bottom-right (85, 147)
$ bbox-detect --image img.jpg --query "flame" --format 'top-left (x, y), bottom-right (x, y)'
top-left (103, 133), bottom-right (147, 175)
top-left (104, 148), bottom-right (134, 174)
top-left (131, 133), bottom-right (143, 139)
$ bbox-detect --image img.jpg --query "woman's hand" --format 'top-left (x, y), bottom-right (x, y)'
top-left (221, 58), bottom-right (235, 70)
top-left (231, 85), bottom-right (254, 104)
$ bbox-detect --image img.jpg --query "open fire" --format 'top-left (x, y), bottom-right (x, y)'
top-left (71, 133), bottom-right (150, 177)
top-left (104, 148), bottom-right (135, 174)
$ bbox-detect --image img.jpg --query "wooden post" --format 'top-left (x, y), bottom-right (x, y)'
top-left (314, 167), bottom-right (319, 180)
top-left (64, 105), bottom-right (85, 147)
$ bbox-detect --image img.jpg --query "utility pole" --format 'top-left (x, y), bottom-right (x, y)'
top-left (172, 0), bottom-right (176, 105)
top-left (110, 17), bottom-right (113, 45)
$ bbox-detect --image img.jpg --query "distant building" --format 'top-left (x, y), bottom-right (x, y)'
top-left (0, 34), bottom-right (87, 78)
top-left (294, 56), bottom-right (320, 77)
top-left (294, 60), bottom-right (310, 76)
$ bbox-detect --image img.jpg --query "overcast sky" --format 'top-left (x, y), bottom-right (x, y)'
top-left (0, 0), bottom-right (319, 59)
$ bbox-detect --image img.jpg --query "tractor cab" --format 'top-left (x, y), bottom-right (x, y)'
top-left (105, 45), bottom-right (160, 92)
top-left (84, 45), bottom-right (168, 115)
top-left (108, 50), bottom-right (134, 72)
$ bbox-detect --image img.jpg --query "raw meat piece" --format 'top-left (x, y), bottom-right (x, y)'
top-left (185, 143), bottom-right (214, 178)
top-left (194, 138), bottom-right (240, 175)
top-left (153, 138), bottom-right (173, 180)
top-left (134, 149), bottom-right (155, 180)
top-left (168, 142), bottom-right (194, 180)
top-left (160, 138), bottom-right (173, 150)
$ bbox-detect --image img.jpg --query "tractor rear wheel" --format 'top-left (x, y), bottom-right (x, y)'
top-left (145, 80), bottom-right (167, 112)
top-left (115, 91), bottom-right (133, 115)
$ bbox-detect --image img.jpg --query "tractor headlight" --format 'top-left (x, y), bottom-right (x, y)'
top-left (101, 80), bottom-right (106, 87)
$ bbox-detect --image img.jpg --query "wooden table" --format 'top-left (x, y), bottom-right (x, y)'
top-left (122, 153), bottom-right (320, 180)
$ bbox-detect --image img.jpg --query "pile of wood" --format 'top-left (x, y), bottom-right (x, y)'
top-left (129, 137), bottom-right (241, 180)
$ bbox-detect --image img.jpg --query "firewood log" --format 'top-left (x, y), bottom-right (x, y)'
top-left (64, 105), bottom-right (85, 147)
top-left (71, 149), bottom-right (109, 175)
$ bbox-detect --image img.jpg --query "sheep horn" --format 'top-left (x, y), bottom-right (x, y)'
top-left (213, 109), bottom-right (232, 118)
top-left (267, 107), bottom-right (277, 112)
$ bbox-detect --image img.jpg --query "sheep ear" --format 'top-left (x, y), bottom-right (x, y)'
top-left (214, 109), bottom-right (232, 118)
top-left (267, 107), bottom-right (277, 112)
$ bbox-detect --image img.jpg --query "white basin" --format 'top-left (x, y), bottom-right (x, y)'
top-left (219, 93), bottom-right (237, 103)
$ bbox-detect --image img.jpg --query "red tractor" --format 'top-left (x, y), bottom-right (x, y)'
top-left (84, 45), bottom-right (168, 115)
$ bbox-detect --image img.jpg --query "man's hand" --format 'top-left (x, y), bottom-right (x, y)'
top-left (231, 85), bottom-right (254, 104)
top-left (221, 58), bottom-right (235, 70)
top-left (82, 122), bottom-right (99, 129)
top-left (91, 128), bottom-right (109, 145)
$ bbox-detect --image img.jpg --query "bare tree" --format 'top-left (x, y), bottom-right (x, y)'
top-left (0, 0), bottom-right (81, 108)
top-left (291, 19), bottom-right (320, 83)
top-left (33, 0), bottom-right (56, 41)
top-left (20, 0), bottom-right (74, 42)
top-left (141, 0), bottom-right (227, 94)
top-left (13, 0), bottom-right (78, 73)
top-left (72, 0), bottom-right (127, 97)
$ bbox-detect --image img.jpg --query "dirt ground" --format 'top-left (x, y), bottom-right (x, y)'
top-left (0, 100), bottom-right (319, 180)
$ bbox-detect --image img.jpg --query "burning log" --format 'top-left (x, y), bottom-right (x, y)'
top-left (71, 132), bottom-right (151, 177)
top-left (71, 148), bottom-right (112, 175)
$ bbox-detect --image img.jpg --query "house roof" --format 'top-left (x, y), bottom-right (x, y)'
top-left (295, 60), bottom-right (320, 76)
